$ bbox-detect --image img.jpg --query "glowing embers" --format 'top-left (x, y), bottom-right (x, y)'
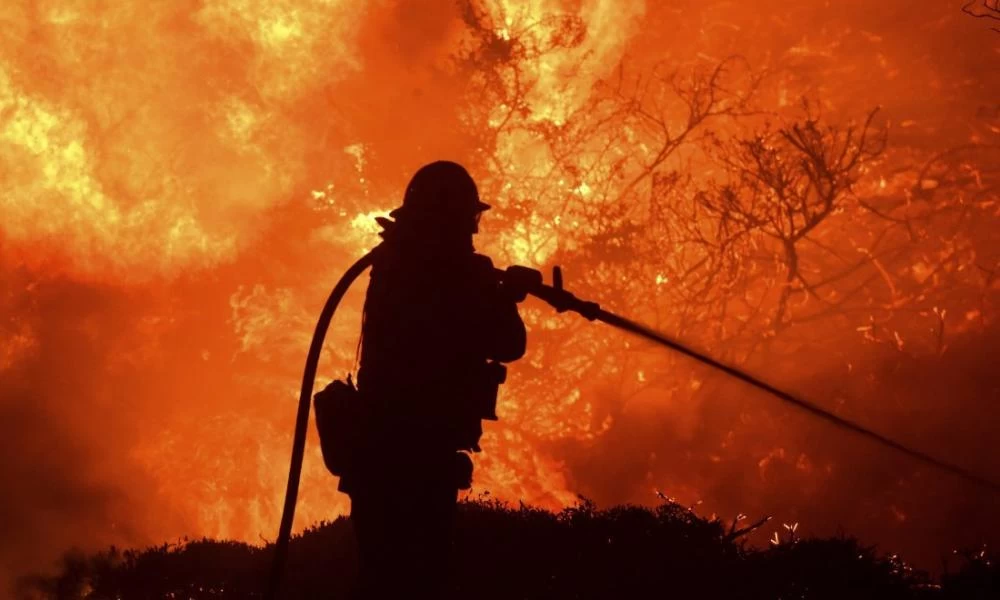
top-left (0, 321), bottom-right (36, 371)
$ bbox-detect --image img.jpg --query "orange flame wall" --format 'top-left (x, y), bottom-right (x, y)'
top-left (1, 0), bottom-right (999, 588)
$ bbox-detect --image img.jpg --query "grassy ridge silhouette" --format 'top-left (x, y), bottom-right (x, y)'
top-left (21, 497), bottom-right (997, 599)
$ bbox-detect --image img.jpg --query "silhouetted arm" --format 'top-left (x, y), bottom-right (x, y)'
top-left (466, 255), bottom-right (527, 363)
top-left (488, 298), bottom-right (526, 362)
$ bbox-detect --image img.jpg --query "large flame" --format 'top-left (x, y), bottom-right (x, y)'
top-left (1, 0), bottom-right (998, 589)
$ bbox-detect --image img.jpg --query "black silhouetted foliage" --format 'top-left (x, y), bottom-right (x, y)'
top-left (20, 497), bottom-right (997, 599)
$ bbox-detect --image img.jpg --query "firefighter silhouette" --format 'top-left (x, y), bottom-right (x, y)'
top-left (340, 161), bottom-right (528, 598)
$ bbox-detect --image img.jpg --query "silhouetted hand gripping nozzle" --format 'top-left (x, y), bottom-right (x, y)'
top-left (497, 264), bottom-right (601, 320)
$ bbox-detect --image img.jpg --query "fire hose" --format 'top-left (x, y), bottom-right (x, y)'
top-left (265, 249), bottom-right (1000, 599)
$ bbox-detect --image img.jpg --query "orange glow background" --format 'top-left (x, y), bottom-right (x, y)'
top-left (1, 0), bottom-right (999, 589)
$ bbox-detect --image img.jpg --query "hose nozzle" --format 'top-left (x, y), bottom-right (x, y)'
top-left (498, 264), bottom-right (601, 320)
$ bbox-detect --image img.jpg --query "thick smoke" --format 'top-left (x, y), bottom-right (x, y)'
top-left (0, 272), bottom-right (181, 590)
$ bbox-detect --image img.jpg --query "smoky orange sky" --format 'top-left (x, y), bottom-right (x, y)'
top-left (1, 0), bottom-right (999, 592)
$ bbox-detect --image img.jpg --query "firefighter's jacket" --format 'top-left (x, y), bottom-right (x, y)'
top-left (341, 233), bottom-right (526, 493)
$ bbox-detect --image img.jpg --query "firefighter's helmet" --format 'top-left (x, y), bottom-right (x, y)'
top-left (389, 161), bottom-right (490, 228)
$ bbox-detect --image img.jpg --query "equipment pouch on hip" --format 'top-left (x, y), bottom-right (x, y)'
top-left (313, 377), bottom-right (365, 477)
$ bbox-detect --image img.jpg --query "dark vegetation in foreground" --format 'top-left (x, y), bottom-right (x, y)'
top-left (21, 498), bottom-right (997, 599)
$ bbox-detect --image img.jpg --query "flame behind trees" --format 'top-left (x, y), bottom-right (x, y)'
top-left (450, 2), bottom-right (1000, 565)
top-left (0, 0), bottom-right (998, 587)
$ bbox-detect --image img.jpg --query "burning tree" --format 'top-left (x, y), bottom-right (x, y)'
top-left (428, 0), bottom-right (1000, 557)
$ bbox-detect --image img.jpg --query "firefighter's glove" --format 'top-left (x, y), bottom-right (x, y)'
top-left (500, 265), bottom-right (543, 303)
